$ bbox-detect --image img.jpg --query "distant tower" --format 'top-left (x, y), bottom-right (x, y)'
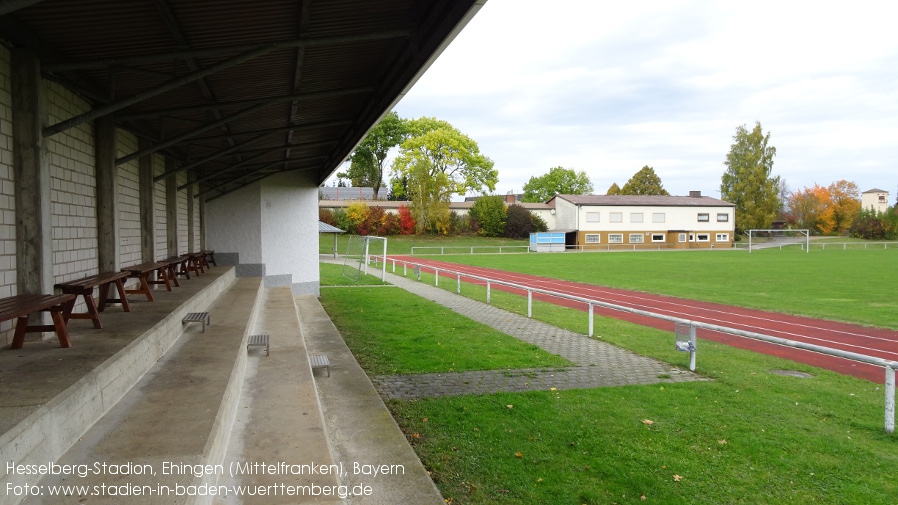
top-left (861, 188), bottom-right (889, 213)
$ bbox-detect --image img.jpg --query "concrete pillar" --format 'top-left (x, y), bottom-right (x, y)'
top-left (138, 140), bottom-right (156, 262)
top-left (95, 116), bottom-right (119, 272)
top-left (166, 159), bottom-right (178, 257)
top-left (11, 48), bottom-right (52, 295)
top-left (187, 183), bottom-right (195, 253)
top-left (199, 195), bottom-right (206, 250)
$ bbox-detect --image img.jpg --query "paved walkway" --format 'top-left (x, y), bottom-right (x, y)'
top-left (325, 258), bottom-right (708, 399)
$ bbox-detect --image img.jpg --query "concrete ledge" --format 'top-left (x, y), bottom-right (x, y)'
top-left (0, 269), bottom-right (236, 504)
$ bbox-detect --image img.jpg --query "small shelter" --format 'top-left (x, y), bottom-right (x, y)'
top-left (319, 222), bottom-right (346, 258)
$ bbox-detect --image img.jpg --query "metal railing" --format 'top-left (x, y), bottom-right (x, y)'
top-left (409, 245), bottom-right (530, 255)
top-left (373, 256), bottom-right (898, 433)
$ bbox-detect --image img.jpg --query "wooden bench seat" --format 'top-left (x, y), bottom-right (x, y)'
top-left (55, 271), bottom-right (131, 329)
top-left (187, 252), bottom-right (206, 275)
top-left (121, 261), bottom-right (173, 302)
top-left (0, 294), bottom-right (77, 348)
top-left (166, 255), bottom-right (192, 283)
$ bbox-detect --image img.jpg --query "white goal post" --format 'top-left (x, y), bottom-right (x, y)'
top-left (747, 229), bottom-right (809, 253)
top-left (342, 235), bottom-right (388, 282)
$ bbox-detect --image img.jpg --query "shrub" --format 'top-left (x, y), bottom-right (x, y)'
top-left (346, 201), bottom-right (370, 234)
top-left (332, 208), bottom-right (353, 234)
top-left (398, 205), bottom-right (416, 234)
top-left (319, 208), bottom-right (335, 226)
top-left (470, 196), bottom-right (506, 237)
top-left (504, 204), bottom-right (533, 239)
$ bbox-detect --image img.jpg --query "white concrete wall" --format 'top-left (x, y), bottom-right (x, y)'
top-left (0, 47), bottom-right (14, 339)
top-left (153, 154), bottom-right (167, 260)
top-left (554, 197), bottom-right (578, 230)
top-left (206, 182), bottom-right (263, 275)
top-left (260, 171), bottom-right (319, 295)
top-left (47, 81), bottom-right (98, 284)
top-left (117, 131), bottom-right (141, 267)
top-left (862, 191), bottom-right (889, 214)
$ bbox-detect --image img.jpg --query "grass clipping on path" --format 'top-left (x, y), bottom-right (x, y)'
top-left (321, 264), bottom-right (898, 505)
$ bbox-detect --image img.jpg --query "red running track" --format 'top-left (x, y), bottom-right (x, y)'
top-left (390, 256), bottom-right (898, 383)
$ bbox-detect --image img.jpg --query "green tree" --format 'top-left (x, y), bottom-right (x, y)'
top-left (505, 203), bottom-right (535, 239)
top-left (338, 111), bottom-right (407, 198)
top-left (469, 196), bottom-right (506, 237)
top-left (720, 122), bottom-right (781, 232)
top-left (522, 166), bottom-right (594, 202)
top-left (620, 166), bottom-right (669, 195)
top-left (606, 182), bottom-right (621, 195)
top-left (390, 117), bottom-right (497, 232)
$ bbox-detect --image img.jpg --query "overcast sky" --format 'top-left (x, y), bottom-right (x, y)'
top-left (338, 0), bottom-right (898, 201)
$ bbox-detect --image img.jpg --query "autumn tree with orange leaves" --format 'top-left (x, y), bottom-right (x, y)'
top-left (788, 184), bottom-right (830, 232)
top-left (819, 180), bottom-right (861, 234)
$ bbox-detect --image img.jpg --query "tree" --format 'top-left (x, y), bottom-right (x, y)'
top-left (788, 184), bottom-right (831, 233)
top-left (469, 196), bottom-right (506, 237)
top-left (620, 166), bottom-right (669, 195)
top-left (505, 203), bottom-right (535, 239)
top-left (338, 111), bottom-right (407, 198)
top-left (720, 122), bottom-right (781, 232)
top-left (606, 182), bottom-right (621, 195)
top-left (390, 117), bottom-right (497, 233)
top-left (820, 180), bottom-right (861, 234)
top-left (521, 166), bottom-right (593, 202)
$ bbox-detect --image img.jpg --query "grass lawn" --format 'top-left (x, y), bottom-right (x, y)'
top-left (319, 233), bottom-right (528, 256)
top-left (319, 263), bottom-right (569, 375)
top-left (421, 248), bottom-right (898, 329)
top-left (318, 265), bottom-right (898, 504)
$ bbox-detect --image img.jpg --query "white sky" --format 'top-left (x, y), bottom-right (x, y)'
top-left (335, 0), bottom-right (898, 201)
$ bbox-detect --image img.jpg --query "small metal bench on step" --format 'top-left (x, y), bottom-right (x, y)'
top-left (247, 334), bottom-right (269, 356)
top-left (182, 312), bottom-right (210, 332)
top-left (310, 354), bottom-right (330, 377)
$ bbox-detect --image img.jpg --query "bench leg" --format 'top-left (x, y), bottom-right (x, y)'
top-left (124, 275), bottom-right (155, 302)
top-left (83, 293), bottom-right (102, 329)
top-left (50, 307), bottom-right (72, 347)
top-left (11, 316), bottom-right (28, 349)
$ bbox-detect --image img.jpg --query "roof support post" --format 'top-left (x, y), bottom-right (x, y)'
top-left (11, 48), bottom-right (52, 296)
top-left (166, 158), bottom-right (180, 257)
top-left (95, 115), bottom-right (120, 272)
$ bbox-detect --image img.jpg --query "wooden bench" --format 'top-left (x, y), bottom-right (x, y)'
top-left (121, 261), bottom-right (172, 302)
top-left (247, 334), bottom-right (269, 356)
top-left (182, 312), bottom-right (210, 332)
top-left (0, 294), bottom-right (77, 348)
top-left (54, 271), bottom-right (131, 329)
top-left (187, 252), bottom-right (206, 275)
top-left (201, 249), bottom-right (216, 267)
top-left (166, 255), bottom-right (192, 283)
top-left (310, 354), bottom-right (330, 377)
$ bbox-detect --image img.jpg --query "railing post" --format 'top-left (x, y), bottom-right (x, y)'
top-left (457, 274), bottom-right (461, 294)
top-left (689, 324), bottom-right (697, 371)
top-left (403, 262), bottom-right (407, 276)
top-left (527, 290), bottom-right (532, 318)
top-left (486, 281), bottom-right (491, 304)
top-left (588, 302), bottom-right (594, 337)
top-left (886, 366), bottom-right (896, 434)
top-left (435, 269), bottom-right (439, 287)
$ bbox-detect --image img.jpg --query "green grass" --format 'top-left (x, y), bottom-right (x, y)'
top-left (319, 268), bottom-right (569, 376)
top-left (423, 248), bottom-right (898, 329)
top-left (319, 233), bottom-right (528, 256)
top-left (319, 267), bottom-right (898, 504)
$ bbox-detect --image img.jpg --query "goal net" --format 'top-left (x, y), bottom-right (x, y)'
top-left (747, 229), bottom-right (809, 253)
top-left (341, 235), bottom-right (388, 282)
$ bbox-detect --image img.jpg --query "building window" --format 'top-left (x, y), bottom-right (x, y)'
top-left (716, 233), bottom-right (729, 242)
top-left (652, 213), bottom-right (665, 223)
top-left (717, 213), bottom-right (729, 222)
top-left (880, 195), bottom-right (887, 203)
top-left (651, 233), bottom-right (665, 242)
top-left (586, 212), bottom-right (600, 222)
top-left (608, 233), bottom-right (623, 243)
top-left (697, 213), bottom-right (709, 222)
top-left (585, 234), bottom-right (600, 243)
top-left (630, 213), bottom-right (643, 223)
top-left (629, 233), bottom-right (644, 243)
top-left (609, 212), bottom-right (623, 223)
top-left (689, 233), bottom-right (695, 242)
top-left (696, 233), bottom-right (710, 242)
top-left (678, 233), bottom-right (687, 242)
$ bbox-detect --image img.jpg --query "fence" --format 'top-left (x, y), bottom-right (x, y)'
top-left (410, 245), bottom-right (531, 255)
top-left (372, 255), bottom-right (898, 434)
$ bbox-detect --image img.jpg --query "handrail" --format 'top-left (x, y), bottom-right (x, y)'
top-left (374, 255), bottom-right (898, 433)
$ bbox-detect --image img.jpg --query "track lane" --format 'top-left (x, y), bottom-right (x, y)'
top-left (390, 256), bottom-right (898, 383)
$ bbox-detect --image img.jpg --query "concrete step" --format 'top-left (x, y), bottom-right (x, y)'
top-left (215, 286), bottom-right (342, 505)
top-left (20, 276), bottom-right (263, 505)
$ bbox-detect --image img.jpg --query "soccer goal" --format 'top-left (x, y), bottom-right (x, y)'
top-left (747, 229), bottom-right (809, 253)
top-left (341, 235), bottom-right (388, 282)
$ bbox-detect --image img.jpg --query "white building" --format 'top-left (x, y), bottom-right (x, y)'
top-left (547, 192), bottom-right (736, 250)
top-left (861, 188), bottom-right (890, 214)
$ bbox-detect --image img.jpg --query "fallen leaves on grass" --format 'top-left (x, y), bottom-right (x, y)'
top-left (642, 419), bottom-right (654, 425)
top-left (672, 474), bottom-right (682, 482)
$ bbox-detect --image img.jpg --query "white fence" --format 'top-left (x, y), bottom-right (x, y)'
top-left (373, 255), bottom-right (898, 434)
top-left (410, 245), bottom-right (530, 255)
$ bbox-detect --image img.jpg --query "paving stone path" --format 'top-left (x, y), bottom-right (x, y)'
top-left (366, 266), bottom-right (709, 399)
